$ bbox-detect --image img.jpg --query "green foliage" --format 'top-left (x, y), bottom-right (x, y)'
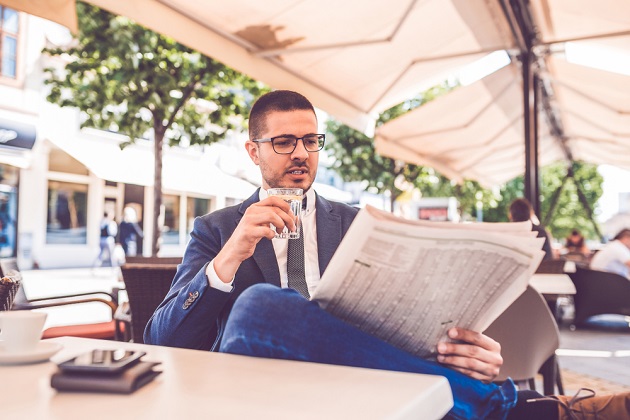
top-left (43, 2), bottom-right (267, 147)
top-left (326, 79), bottom-right (603, 228)
top-left (42, 2), bottom-right (268, 254)
top-left (326, 80), bottom-right (494, 216)
top-left (326, 82), bottom-right (457, 205)
top-left (541, 161), bottom-right (603, 240)
top-left (482, 162), bottom-right (603, 240)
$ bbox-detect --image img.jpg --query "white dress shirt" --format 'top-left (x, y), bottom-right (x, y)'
top-left (206, 188), bottom-right (321, 297)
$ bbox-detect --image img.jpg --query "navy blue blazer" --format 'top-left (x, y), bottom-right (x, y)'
top-left (144, 188), bottom-right (358, 350)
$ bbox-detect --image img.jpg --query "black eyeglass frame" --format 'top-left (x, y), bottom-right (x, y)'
top-left (252, 134), bottom-right (326, 154)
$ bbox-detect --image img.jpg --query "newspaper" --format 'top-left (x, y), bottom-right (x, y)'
top-left (311, 205), bottom-right (545, 359)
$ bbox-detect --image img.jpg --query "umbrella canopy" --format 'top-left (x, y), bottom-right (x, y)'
top-left (0, 0), bottom-right (78, 32)
top-left (375, 64), bottom-right (562, 186)
top-left (375, 55), bottom-right (630, 186)
top-left (546, 56), bottom-right (630, 169)
top-left (375, 0), bottom-right (630, 186)
top-left (85, 0), bottom-right (516, 134)
top-left (69, 0), bottom-right (629, 191)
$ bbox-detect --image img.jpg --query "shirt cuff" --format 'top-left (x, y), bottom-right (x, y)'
top-left (205, 259), bottom-right (234, 292)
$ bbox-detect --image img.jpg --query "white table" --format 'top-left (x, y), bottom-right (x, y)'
top-left (529, 273), bottom-right (576, 296)
top-left (0, 337), bottom-right (453, 420)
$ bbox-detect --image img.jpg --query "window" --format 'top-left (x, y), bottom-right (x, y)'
top-left (47, 181), bottom-right (88, 244)
top-left (0, 164), bottom-right (18, 257)
top-left (186, 197), bottom-right (212, 235)
top-left (0, 7), bottom-right (19, 79)
top-left (162, 194), bottom-right (180, 245)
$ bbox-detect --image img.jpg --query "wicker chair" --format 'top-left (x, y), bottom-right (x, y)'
top-left (117, 263), bottom-right (178, 343)
top-left (0, 258), bottom-right (126, 340)
top-left (123, 256), bottom-right (182, 265)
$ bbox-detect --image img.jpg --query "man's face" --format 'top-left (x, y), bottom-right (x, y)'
top-left (246, 110), bottom-right (319, 191)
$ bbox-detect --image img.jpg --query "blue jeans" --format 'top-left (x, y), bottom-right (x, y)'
top-left (219, 284), bottom-right (518, 420)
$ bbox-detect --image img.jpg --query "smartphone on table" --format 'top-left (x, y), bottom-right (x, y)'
top-left (58, 349), bottom-right (146, 374)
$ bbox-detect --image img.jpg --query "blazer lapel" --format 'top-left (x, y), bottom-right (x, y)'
top-left (315, 194), bottom-right (343, 276)
top-left (238, 190), bottom-right (281, 287)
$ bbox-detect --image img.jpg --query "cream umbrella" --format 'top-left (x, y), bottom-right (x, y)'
top-left (0, 0), bottom-right (78, 33)
top-left (84, 0), bottom-right (516, 134)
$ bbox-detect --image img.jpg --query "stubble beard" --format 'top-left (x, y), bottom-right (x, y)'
top-left (260, 160), bottom-right (314, 191)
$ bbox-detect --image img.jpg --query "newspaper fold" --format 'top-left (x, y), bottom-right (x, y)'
top-left (311, 205), bottom-right (545, 358)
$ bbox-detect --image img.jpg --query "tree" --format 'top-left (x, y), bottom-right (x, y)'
top-left (326, 82), bottom-right (461, 211)
top-left (43, 3), bottom-right (267, 255)
top-left (482, 161), bottom-right (604, 241)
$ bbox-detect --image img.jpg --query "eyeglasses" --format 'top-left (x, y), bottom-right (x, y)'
top-left (252, 134), bottom-right (326, 154)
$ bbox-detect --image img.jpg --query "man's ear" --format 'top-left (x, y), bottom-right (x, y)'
top-left (245, 141), bottom-right (260, 165)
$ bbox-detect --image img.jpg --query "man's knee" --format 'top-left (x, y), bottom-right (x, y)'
top-left (228, 284), bottom-right (311, 331)
top-left (233, 284), bottom-right (304, 313)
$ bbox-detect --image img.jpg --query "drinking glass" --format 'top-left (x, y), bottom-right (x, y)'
top-left (267, 188), bottom-right (303, 239)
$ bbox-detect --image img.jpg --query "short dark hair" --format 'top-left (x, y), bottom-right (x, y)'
top-left (248, 90), bottom-right (316, 140)
top-left (509, 198), bottom-right (533, 222)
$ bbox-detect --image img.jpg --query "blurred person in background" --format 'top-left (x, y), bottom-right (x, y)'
top-left (509, 198), bottom-right (553, 261)
top-left (563, 229), bottom-right (590, 263)
top-left (94, 212), bottom-right (117, 267)
top-left (590, 228), bottom-right (630, 280)
top-left (118, 206), bottom-right (144, 257)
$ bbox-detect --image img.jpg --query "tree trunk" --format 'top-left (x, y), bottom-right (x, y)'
top-left (152, 129), bottom-right (164, 256)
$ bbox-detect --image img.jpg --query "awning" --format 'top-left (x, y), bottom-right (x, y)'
top-left (375, 55), bottom-right (630, 186)
top-left (59, 0), bottom-right (630, 191)
top-left (86, 0), bottom-right (516, 134)
top-left (47, 133), bottom-right (256, 200)
top-left (0, 147), bottom-right (32, 169)
top-left (546, 56), bottom-right (630, 169)
top-left (0, 118), bottom-right (37, 169)
top-left (0, 0), bottom-right (78, 33)
top-left (0, 118), bottom-right (37, 150)
top-left (375, 65), bottom-right (563, 186)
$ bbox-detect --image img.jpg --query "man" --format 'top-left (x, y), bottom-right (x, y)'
top-left (509, 198), bottom-right (553, 260)
top-left (94, 212), bottom-right (117, 268)
top-left (146, 90), bottom-right (629, 419)
top-left (590, 228), bottom-right (630, 279)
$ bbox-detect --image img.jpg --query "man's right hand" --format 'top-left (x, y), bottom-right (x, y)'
top-left (213, 197), bottom-right (297, 282)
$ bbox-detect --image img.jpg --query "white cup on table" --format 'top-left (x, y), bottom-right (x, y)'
top-left (0, 311), bottom-right (47, 353)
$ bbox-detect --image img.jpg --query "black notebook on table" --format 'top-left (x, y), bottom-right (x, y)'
top-left (51, 360), bottom-right (162, 394)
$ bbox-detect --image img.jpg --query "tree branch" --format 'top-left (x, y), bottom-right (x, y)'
top-left (162, 67), bottom-right (209, 131)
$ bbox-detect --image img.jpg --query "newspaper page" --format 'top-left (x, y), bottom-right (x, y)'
top-left (311, 205), bottom-right (545, 359)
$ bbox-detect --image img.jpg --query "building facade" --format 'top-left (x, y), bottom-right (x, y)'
top-left (0, 10), bottom-right (255, 268)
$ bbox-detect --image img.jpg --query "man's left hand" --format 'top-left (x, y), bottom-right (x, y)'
top-left (436, 327), bottom-right (502, 383)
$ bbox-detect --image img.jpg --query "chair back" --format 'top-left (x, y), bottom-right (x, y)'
top-left (535, 259), bottom-right (566, 274)
top-left (120, 263), bottom-right (178, 343)
top-left (0, 257), bottom-right (20, 278)
top-left (569, 267), bottom-right (630, 326)
top-left (123, 256), bottom-right (182, 265)
top-left (484, 286), bottom-right (560, 383)
top-left (0, 258), bottom-right (28, 310)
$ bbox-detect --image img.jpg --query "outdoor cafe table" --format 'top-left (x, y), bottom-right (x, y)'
top-left (529, 273), bottom-right (576, 297)
top-left (0, 336), bottom-right (453, 420)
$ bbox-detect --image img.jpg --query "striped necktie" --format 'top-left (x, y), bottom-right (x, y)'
top-left (287, 198), bottom-right (309, 299)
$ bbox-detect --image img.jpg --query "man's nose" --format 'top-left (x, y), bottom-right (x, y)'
top-left (291, 139), bottom-right (310, 160)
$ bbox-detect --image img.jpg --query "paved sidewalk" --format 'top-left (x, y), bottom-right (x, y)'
top-left (557, 324), bottom-right (630, 395)
top-left (18, 267), bottom-right (630, 396)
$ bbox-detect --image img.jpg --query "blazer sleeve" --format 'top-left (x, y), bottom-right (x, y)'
top-left (144, 214), bottom-right (234, 350)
